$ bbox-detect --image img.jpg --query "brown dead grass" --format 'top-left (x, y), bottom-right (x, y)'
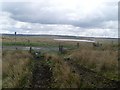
top-left (0, 51), bottom-right (1, 83)
top-left (2, 50), bottom-right (33, 88)
top-left (2, 36), bottom-right (56, 43)
top-left (2, 36), bottom-right (93, 48)
top-left (44, 53), bottom-right (81, 88)
top-left (68, 48), bottom-right (118, 80)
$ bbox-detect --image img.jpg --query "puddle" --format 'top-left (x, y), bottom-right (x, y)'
top-left (54, 39), bottom-right (95, 42)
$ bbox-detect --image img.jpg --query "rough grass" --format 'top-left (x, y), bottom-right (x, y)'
top-left (2, 35), bottom-right (119, 87)
top-left (2, 50), bottom-right (33, 88)
top-left (67, 47), bottom-right (118, 80)
top-left (2, 36), bottom-right (90, 49)
top-left (0, 36), bottom-right (2, 89)
top-left (44, 53), bottom-right (81, 88)
top-left (0, 51), bottom-right (2, 89)
top-left (2, 36), bottom-right (57, 47)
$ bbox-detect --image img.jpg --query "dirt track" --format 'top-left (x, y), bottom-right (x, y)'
top-left (31, 56), bottom-right (119, 88)
top-left (32, 60), bottom-right (52, 88)
top-left (66, 59), bottom-right (119, 88)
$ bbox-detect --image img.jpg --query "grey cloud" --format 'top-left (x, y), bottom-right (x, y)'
top-left (2, 1), bottom-right (118, 29)
top-left (1, 0), bottom-right (118, 38)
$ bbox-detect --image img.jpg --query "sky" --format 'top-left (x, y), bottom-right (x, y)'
top-left (0, 0), bottom-right (119, 38)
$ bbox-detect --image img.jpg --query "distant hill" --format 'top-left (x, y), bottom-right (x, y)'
top-left (1, 33), bottom-right (118, 40)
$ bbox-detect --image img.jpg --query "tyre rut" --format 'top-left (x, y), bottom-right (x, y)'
top-left (66, 60), bottom-right (119, 88)
top-left (32, 60), bottom-right (52, 88)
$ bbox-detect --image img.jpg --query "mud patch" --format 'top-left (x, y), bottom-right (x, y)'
top-left (32, 60), bottom-right (52, 88)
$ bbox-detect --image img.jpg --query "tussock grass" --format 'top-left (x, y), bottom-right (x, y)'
top-left (2, 50), bottom-right (33, 88)
top-left (44, 53), bottom-right (81, 88)
top-left (68, 47), bottom-right (118, 80)
top-left (0, 51), bottom-right (2, 89)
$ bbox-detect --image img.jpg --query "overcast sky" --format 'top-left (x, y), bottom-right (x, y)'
top-left (0, 0), bottom-right (119, 38)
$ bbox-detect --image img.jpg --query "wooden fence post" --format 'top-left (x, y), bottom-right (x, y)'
top-left (14, 32), bottom-right (17, 50)
top-left (61, 45), bottom-right (63, 53)
top-left (77, 43), bottom-right (79, 48)
top-left (59, 43), bottom-right (63, 53)
top-left (29, 46), bottom-right (32, 53)
top-left (59, 43), bottom-right (60, 52)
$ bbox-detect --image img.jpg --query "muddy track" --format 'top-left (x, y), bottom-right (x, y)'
top-left (66, 60), bottom-right (119, 88)
top-left (32, 60), bottom-right (52, 88)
